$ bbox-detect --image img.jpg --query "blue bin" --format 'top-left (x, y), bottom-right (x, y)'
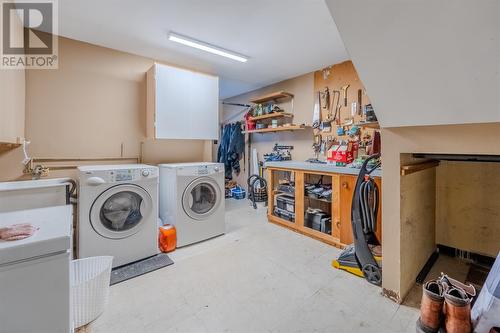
top-left (230, 187), bottom-right (246, 200)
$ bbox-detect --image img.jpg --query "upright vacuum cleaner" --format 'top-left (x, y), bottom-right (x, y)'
top-left (332, 154), bottom-right (382, 286)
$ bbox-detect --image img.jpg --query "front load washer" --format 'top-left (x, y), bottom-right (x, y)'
top-left (159, 163), bottom-right (225, 247)
top-left (78, 164), bottom-right (159, 268)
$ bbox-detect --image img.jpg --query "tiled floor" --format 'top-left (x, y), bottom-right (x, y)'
top-left (81, 199), bottom-right (419, 333)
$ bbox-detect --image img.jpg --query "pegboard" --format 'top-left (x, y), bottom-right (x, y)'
top-left (313, 60), bottom-right (379, 157)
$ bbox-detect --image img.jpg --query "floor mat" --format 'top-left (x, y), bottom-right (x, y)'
top-left (110, 253), bottom-right (173, 285)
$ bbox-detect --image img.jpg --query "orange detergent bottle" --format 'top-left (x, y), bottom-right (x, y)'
top-left (158, 224), bottom-right (176, 253)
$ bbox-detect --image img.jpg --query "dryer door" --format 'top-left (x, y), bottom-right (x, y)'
top-left (90, 184), bottom-right (153, 239)
top-left (182, 177), bottom-right (222, 220)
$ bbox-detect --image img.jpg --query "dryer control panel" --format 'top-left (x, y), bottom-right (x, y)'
top-left (177, 163), bottom-right (223, 176)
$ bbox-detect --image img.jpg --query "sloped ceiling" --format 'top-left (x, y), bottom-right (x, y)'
top-left (325, 0), bottom-right (500, 127)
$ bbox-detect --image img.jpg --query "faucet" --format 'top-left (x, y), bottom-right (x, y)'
top-left (32, 165), bottom-right (49, 180)
top-left (23, 161), bottom-right (49, 180)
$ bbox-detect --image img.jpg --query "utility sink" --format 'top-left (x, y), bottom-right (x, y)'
top-left (0, 178), bottom-right (74, 213)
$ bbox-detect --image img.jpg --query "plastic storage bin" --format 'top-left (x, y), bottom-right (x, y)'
top-left (276, 194), bottom-right (295, 213)
top-left (230, 186), bottom-right (246, 199)
top-left (273, 207), bottom-right (295, 222)
top-left (71, 256), bottom-right (113, 329)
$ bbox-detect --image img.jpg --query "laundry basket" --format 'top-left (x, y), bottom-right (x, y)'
top-left (71, 256), bottom-right (113, 329)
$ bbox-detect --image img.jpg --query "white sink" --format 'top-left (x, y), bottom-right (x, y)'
top-left (0, 177), bottom-right (73, 192)
top-left (0, 178), bottom-right (74, 213)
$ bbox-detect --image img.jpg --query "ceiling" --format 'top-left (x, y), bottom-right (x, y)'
top-left (55, 0), bottom-right (348, 99)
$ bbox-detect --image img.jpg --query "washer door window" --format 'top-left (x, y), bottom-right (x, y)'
top-left (90, 184), bottom-right (152, 239)
top-left (182, 177), bottom-right (221, 220)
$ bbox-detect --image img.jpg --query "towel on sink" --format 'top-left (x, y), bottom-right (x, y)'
top-left (0, 223), bottom-right (39, 241)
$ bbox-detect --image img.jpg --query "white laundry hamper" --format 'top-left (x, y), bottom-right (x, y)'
top-left (71, 256), bottom-right (113, 328)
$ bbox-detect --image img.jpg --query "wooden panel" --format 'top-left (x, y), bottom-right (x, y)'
top-left (401, 160), bottom-right (440, 176)
top-left (339, 174), bottom-right (383, 245)
top-left (295, 171), bottom-right (305, 229)
top-left (267, 168), bottom-right (274, 216)
top-left (313, 60), bottom-right (378, 144)
top-left (332, 174), bottom-right (341, 238)
top-left (268, 214), bottom-right (343, 249)
top-left (436, 161), bottom-right (500, 257)
top-left (339, 174), bottom-right (357, 245)
top-left (0, 143), bottom-right (21, 154)
top-left (374, 177), bottom-right (382, 243)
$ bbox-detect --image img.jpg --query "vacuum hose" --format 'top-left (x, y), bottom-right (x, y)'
top-left (359, 177), bottom-right (379, 234)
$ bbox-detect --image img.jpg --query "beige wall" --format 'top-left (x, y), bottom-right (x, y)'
top-left (382, 123), bottom-right (500, 301)
top-left (222, 73), bottom-right (315, 186)
top-left (436, 161), bottom-right (500, 257)
top-left (0, 36), bottom-right (211, 181)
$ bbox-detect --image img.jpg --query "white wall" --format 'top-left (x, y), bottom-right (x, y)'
top-left (326, 0), bottom-right (500, 127)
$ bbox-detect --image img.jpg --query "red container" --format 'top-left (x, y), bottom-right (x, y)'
top-left (244, 111), bottom-right (256, 131)
top-left (327, 145), bottom-right (354, 164)
top-left (158, 224), bottom-right (176, 253)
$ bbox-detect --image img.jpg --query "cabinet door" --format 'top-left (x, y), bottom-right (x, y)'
top-left (339, 175), bottom-right (357, 245)
top-left (340, 175), bottom-right (382, 246)
top-left (374, 177), bottom-right (382, 243)
top-left (148, 64), bottom-right (219, 140)
top-left (0, 67), bottom-right (25, 144)
top-left (331, 174), bottom-right (341, 239)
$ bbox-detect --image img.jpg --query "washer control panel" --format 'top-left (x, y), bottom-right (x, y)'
top-left (114, 169), bottom-right (135, 181)
top-left (81, 167), bottom-right (158, 185)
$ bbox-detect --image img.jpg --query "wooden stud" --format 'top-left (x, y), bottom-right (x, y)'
top-left (400, 160), bottom-right (440, 176)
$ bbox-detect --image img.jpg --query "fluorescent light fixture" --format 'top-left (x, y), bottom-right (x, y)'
top-left (168, 32), bottom-right (248, 63)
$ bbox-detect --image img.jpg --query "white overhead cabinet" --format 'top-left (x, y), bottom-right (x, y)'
top-left (147, 63), bottom-right (219, 140)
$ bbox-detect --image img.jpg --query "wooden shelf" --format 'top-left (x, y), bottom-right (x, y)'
top-left (249, 112), bottom-right (293, 122)
top-left (0, 142), bottom-right (21, 154)
top-left (353, 121), bottom-right (380, 129)
top-left (250, 91), bottom-right (294, 104)
top-left (242, 124), bottom-right (307, 134)
top-left (306, 196), bottom-right (332, 204)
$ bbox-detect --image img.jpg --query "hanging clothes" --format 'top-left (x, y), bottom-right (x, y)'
top-left (217, 122), bottom-right (245, 179)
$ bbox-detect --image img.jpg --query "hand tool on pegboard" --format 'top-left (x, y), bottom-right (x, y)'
top-left (341, 84), bottom-right (350, 107)
top-left (331, 90), bottom-right (342, 125)
top-left (320, 87), bottom-right (330, 110)
top-left (358, 89), bottom-right (363, 115)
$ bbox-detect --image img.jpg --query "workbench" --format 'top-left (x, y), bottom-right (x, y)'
top-left (265, 161), bottom-right (382, 248)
